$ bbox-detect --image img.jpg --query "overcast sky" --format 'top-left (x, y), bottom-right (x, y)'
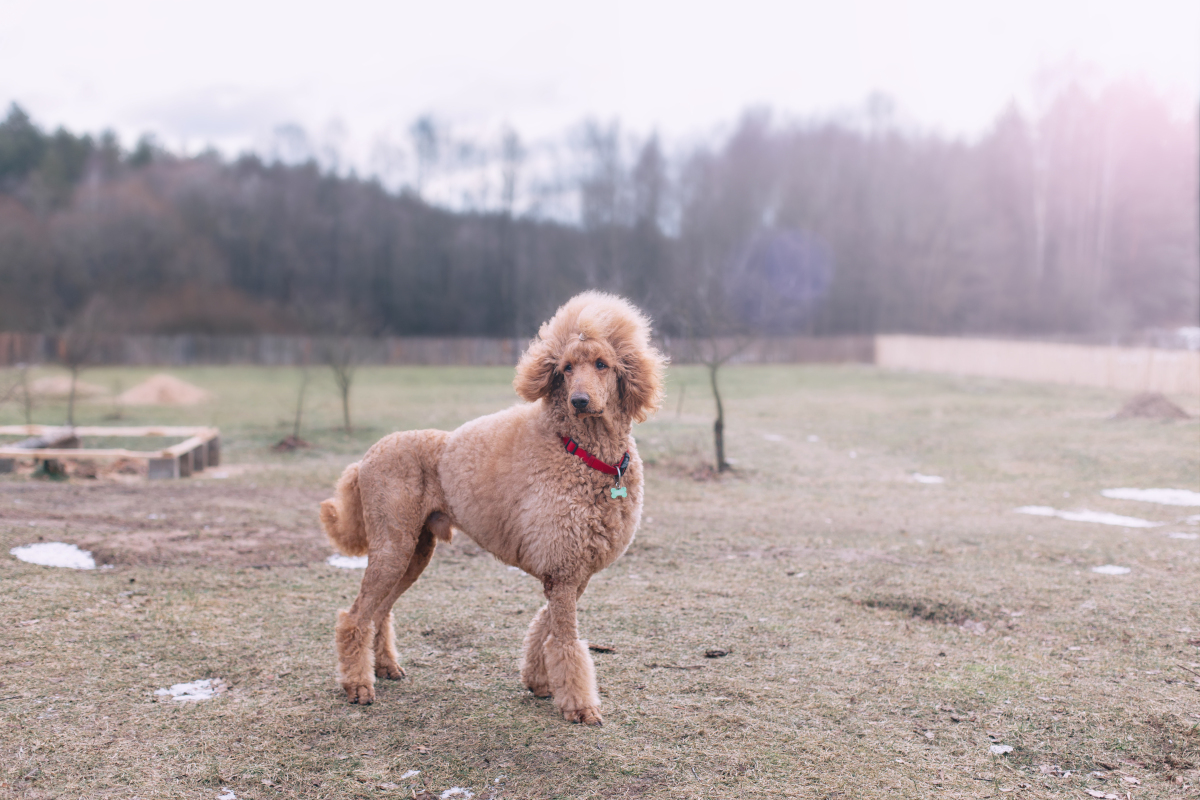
top-left (2, 0), bottom-right (1196, 168)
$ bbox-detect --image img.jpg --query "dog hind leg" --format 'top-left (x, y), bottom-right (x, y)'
top-left (372, 526), bottom-right (437, 679)
top-left (337, 532), bottom-right (421, 703)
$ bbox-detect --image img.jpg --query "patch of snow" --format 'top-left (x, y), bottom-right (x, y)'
top-left (1014, 505), bottom-right (1057, 517)
top-left (1187, 515), bottom-right (1200, 525)
top-left (762, 433), bottom-right (785, 442)
top-left (807, 435), bottom-right (819, 442)
top-left (1015, 506), bottom-right (1162, 528)
top-left (1101, 488), bottom-right (1200, 507)
top-left (912, 473), bottom-right (944, 484)
top-left (1091, 565), bottom-right (1131, 575)
top-left (218, 790), bottom-right (237, 800)
top-left (1168, 532), bottom-right (1199, 540)
top-left (155, 678), bottom-right (227, 702)
top-left (848, 451), bottom-right (857, 459)
top-left (989, 744), bottom-right (1013, 755)
top-left (400, 770), bottom-right (420, 779)
top-left (10, 542), bottom-right (95, 569)
top-left (441, 790), bottom-right (474, 799)
top-left (327, 554), bottom-right (368, 569)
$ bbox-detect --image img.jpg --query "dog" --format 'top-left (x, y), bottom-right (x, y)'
top-left (319, 292), bottom-right (666, 725)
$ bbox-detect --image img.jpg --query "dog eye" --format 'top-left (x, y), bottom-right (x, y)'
top-left (563, 363), bottom-right (572, 373)
top-left (595, 360), bottom-right (607, 370)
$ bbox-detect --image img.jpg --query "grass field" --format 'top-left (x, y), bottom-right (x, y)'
top-left (2, 364), bottom-right (1198, 799)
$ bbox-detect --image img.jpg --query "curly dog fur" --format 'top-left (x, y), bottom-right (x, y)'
top-left (320, 292), bottom-right (666, 725)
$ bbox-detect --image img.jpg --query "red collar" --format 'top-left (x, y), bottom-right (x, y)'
top-left (561, 435), bottom-right (630, 479)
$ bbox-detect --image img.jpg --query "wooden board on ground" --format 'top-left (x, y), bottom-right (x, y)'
top-left (0, 424), bottom-right (220, 479)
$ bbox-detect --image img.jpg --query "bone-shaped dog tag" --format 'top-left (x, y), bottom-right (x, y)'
top-left (610, 486), bottom-right (627, 499)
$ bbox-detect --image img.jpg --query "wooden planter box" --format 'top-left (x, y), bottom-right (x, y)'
top-left (0, 425), bottom-right (221, 479)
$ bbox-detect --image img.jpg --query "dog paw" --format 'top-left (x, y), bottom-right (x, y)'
top-left (345, 684), bottom-right (375, 705)
top-left (524, 681), bottom-right (552, 699)
top-left (563, 706), bottom-right (603, 726)
top-left (375, 663), bottom-right (405, 680)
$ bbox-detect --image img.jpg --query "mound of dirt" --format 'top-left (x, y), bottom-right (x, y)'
top-left (1112, 392), bottom-right (1190, 420)
top-left (30, 376), bottom-right (108, 397)
top-left (117, 374), bottom-right (212, 406)
top-left (272, 435), bottom-right (311, 452)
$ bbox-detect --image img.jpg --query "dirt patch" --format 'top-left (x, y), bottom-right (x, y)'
top-left (1112, 391), bottom-right (1190, 420)
top-left (1, 480), bottom-right (330, 568)
top-left (1145, 713), bottom-right (1200, 770)
top-left (30, 376), bottom-right (107, 397)
top-left (272, 435), bottom-right (312, 452)
top-left (419, 622), bottom-right (480, 650)
top-left (117, 373), bottom-right (212, 405)
top-left (75, 525), bottom-right (326, 568)
top-left (856, 593), bottom-right (980, 625)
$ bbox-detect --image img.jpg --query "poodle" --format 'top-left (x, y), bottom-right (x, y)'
top-left (319, 291), bottom-right (667, 725)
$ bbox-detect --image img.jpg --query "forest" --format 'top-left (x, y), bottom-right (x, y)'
top-left (0, 80), bottom-right (1195, 339)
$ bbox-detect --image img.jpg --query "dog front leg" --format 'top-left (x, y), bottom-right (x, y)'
top-left (520, 604), bottom-right (553, 697)
top-left (521, 576), bottom-right (591, 699)
top-left (541, 580), bottom-right (602, 726)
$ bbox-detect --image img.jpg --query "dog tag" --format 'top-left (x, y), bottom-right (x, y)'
top-left (610, 486), bottom-right (627, 499)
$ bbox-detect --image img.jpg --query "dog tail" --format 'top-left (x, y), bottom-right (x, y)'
top-left (320, 462), bottom-right (368, 556)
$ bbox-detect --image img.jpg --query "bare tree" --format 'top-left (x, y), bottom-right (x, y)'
top-left (291, 366), bottom-right (309, 441)
top-left (321, 336), bottom-right (357, 434)
top-left (673, 268), bottom-right (754, 473)
top-left (18, 364), bottom-right (34, 424)
top-left (272, 366), bottom-right (313, 452)
top-left (59, 297), bottom-right (112, 426)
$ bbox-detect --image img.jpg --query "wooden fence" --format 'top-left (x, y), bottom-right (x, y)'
top-left (2, 331), bottom-right (1195, 394)
top-left (876, 335), bottom-right (1200, 395)
top-left (0, 332), bottom-right (874, 367)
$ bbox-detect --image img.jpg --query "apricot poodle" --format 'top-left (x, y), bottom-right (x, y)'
top-left (319, 292), bottom-right (667, 725)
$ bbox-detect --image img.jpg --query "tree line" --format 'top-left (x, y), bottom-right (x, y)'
top-left (0, 80), bottom-right (1195, 340)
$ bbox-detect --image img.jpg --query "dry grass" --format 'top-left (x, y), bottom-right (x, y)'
top-left (1, 364), bottom-right (1198, 799)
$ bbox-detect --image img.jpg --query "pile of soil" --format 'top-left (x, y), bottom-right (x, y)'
top-left (117, 374), bottom-right (212, 406)
top-left (1111, 392), bottom-right (1190, 420)
top-left (30, 376), bottom-right (107, 397)
top-left (272, 435), bottom-right (311, 452)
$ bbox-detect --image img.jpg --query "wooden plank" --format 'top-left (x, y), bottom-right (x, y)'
top-left (0, 425), bottom-right (216, 438)
top-left (0, 425), bottom-right (49, 436)
top-left (0, 447), bottom-right (156, 459)
top-left (0, 426), bottom-right (221, 479)
top-left (164, 436), bottom-right (207, 458)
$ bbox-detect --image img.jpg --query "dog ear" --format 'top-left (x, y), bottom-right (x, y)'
top-left (617, 345), bottom-right (667, 424)
top-left (514, 336), bottom-right (560, 402)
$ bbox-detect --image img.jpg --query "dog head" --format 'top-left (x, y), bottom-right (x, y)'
top-left (514, 292), bottom-right (667, 424)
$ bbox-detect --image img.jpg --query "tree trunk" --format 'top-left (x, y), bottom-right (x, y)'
top-left (709, 361), bottom-right (728, 472)
top-left (292, 370), bottom-right (309, 440)
top-left (340, 383), bottom-right (352, 433)
top-left (67, 367), bottom-right (79, 426)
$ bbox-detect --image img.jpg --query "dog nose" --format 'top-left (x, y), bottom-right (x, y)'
top-left (571, 394), bottom-right (590, 411)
